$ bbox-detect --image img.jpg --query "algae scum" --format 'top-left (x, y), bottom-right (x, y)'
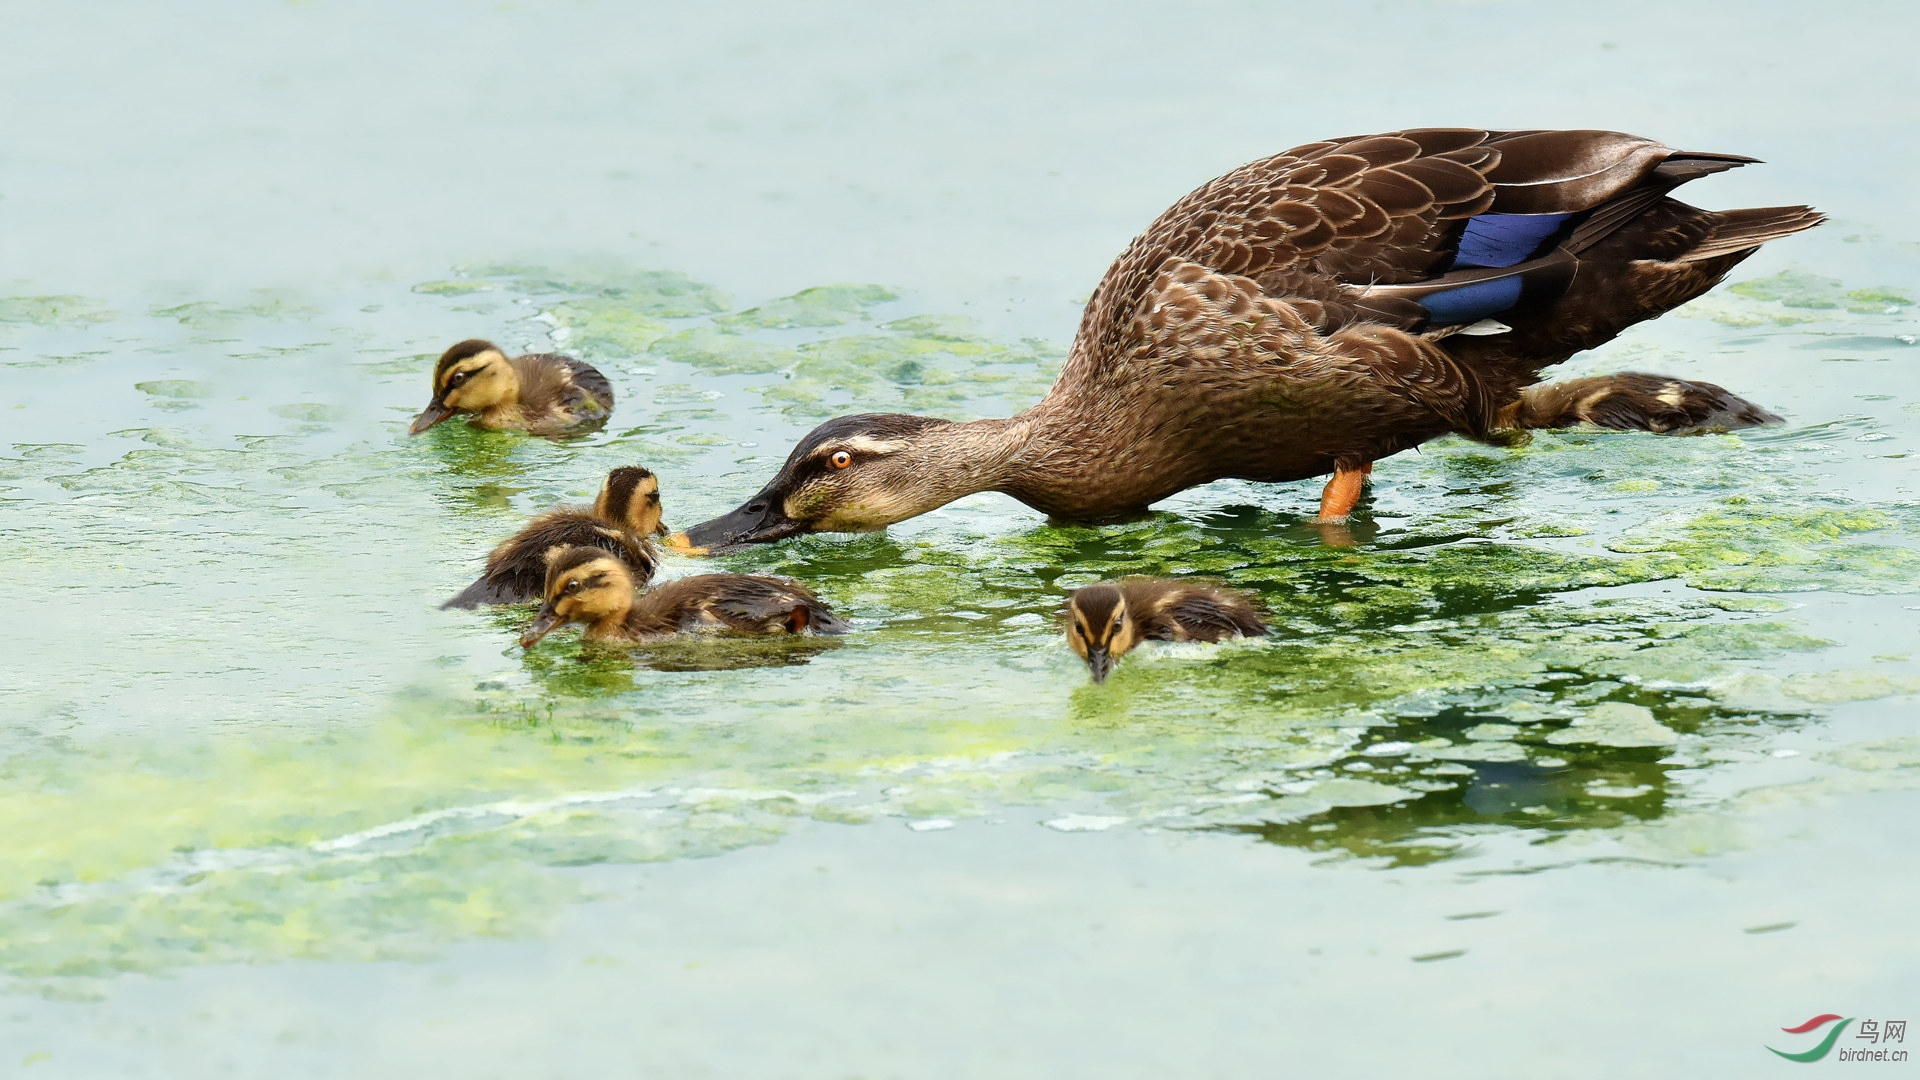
top-left (2, 262), bottom-right (1919, 994)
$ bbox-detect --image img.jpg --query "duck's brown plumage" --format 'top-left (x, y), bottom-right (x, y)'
top-left (679, 128), bottom-right (1822, 550)
top-left (518, 546), bottom-right (851, 648)
top-left (1065, 579), bottom-right (1269, 682)
top-left (443, 467), bottom-right (666, 609)
top-left (409, 339), bottom-right (614, 438)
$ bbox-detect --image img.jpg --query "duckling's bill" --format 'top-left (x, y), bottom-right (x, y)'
top-left (519, 606), bottom-right (564, 649)
top-left (1083, 645), bottom-right (1116, 683)
top-left (409, 398), bottom-right (455, 435)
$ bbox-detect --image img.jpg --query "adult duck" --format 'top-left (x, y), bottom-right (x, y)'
top-left (673, 128), bottom-right (1820, 552)
top-left (409, 339), bottom-right (614, 438)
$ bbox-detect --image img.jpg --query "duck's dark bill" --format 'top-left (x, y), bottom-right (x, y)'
top-left (674, 499), bottom-right (804, 553)
top-left (408, 401), bottom-right (454, 435)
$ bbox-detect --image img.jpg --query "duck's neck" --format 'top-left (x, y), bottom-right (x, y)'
top-left (578, 589), bottom-right (649, 641)
top-left (615, 588), bottom-right (684, 639)
top-left (888, 415), bottom-right (1042, 516)
top-left (471, 359), bottom-right (528, 429)
top-left (886, 408), bottom-right (1156, 522)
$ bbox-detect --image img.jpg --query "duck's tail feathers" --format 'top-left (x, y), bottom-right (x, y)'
top-left (1495, 373), bottom-right (1782, 435)
top-left (1565, 153), bottom-right (1768, 255)
top-left (1652, 150), bottom-right (1760, 184)
top-left (799, 603), bottom-right (853, 636)
top-left (1679, 205), bottom-right (1826, 264)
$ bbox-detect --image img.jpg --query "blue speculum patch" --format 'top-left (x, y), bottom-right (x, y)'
top-left (1450, 213), bottom-right (1572, 269)
top-left (1416, 275), bottom-right (1526, 324)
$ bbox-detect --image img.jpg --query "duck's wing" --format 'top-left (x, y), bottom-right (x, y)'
top-left (444, 511), bottom-right (625, 608)
top-left (1088, 128), bottom-right (1747, 344)
top-left (518, 353), bottom-right (615, 433)
top-left (1145, 587), bottom-right (1270, 643)
top-left (1077, 129), bottom-right (1816, 435)
top-left (690, 574), bottom-right (851, 635)
top-left (441, 575), bottom-right (531, 610)
top-left (557, 355), bottom-right (615, 413)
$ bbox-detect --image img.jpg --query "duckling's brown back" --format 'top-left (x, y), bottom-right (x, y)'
top-left (512, 353), bottom-right (615, 437)
top-left (443, 506), bottom-right (658, 609)
top-left (632, 574), bottom-right (850, 636)
top-left (1124, 579), bottom-right (1269, 643)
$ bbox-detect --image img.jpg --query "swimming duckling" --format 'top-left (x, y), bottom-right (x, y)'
top-left (409, 339), bottom-right (614, 438)
top-left (1065, 579), bottom-right (1269, 683)
top-left (519, 545), bottom-right (851, 648)
top-left (443, 466), bottom-right (668, 609)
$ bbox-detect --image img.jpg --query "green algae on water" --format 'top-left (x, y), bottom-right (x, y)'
top-left (543, 298), bottom-right (669, 359)
top-left (152, 294), bottom-right (319, 330)
top-left (412, 280), bottom-right (495, 296)
top-left (1728, 270), bottom-right (1912, 313)
top-left (713, 284), bottom-right (898, 330)
top-left (452, 262), bottom-right (731, 318)
top-left (134, 379), bottom-right (217, 400)
top-left (1609, 500), bottom-right (1920, 594)
top-left (7, 263), bottom-right (1920, 994)
top-left (0, 295), bottom-right (113, 327)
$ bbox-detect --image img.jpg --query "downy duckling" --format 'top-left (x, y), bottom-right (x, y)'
top-left (443, 466), bottom-right (668, 609)
top-left (409, 339), bottom-right (614, 438)
top-left (1065, 578), bottom-right (1269, 683)
top-left (519, 545), bottom-right (851, 648)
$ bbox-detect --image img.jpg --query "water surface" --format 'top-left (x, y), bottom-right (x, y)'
top-left (3, 2), bottom-right (1918, 1075)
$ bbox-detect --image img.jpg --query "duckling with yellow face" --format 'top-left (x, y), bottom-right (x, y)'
top-left (409, 339), bottom-right (614, 438)
top-left (519, 545), bottom-right (851, 648)
top-left (443, 466), bottom-right (668, 609)
top-left (1065, 579), bottom-right (1270, 683)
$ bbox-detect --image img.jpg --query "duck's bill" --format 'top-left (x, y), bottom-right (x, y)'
top-left (519, 607), bottom-right (563, 649)
top-left (408, 400), bottom-right (455, 435)
top-left (672, 499), bottom-right (805, 554)
top-left (1085, 647), bottom-right (1115, 684)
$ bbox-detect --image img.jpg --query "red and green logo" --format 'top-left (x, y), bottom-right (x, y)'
top-left (1769, 1014), bottom-right (1852, 1062)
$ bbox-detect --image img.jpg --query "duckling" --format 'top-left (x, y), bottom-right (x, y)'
top-left (519, 545), bottom-right (851, 648)
top-left (676, 128), bottom-right (1820, 550)
top-left (443, 466), bottom-right (668, 609)
top-left (1065, 579), bottom-right (1269, 683)
top-left (409, 339), bottom-right (614, 438)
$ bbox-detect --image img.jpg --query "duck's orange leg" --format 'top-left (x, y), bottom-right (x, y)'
top-left (1314, 462), bottom-right (1371, 523)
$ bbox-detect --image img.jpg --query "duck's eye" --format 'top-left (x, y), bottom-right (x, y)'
top-left (1112, 616), bottom-right (1123, 632)
top-left (448, 371), bottom-right (468, 387)
top-left (564, 580), bottom-right (581, 594)
top-left (829, 450), bottom-right (852, 469)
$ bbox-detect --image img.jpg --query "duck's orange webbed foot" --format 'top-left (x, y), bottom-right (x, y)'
top-left (1313, 462), bottom-right (1372, 524)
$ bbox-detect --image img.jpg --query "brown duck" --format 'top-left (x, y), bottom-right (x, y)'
top-left (674, 128), bottom-right (1821, 552)
top-left (518, 545), bottom-right (851, 648)
top-left (1065, 579), bottom-right (1270, 683)
top-left (443, 466), bottom-right (667, 609)
top-left (409, 339), bottom-right (614, 437)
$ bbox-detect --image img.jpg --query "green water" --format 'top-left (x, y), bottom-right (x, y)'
top-left (5, 2), bottom-right (1919, 1074)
